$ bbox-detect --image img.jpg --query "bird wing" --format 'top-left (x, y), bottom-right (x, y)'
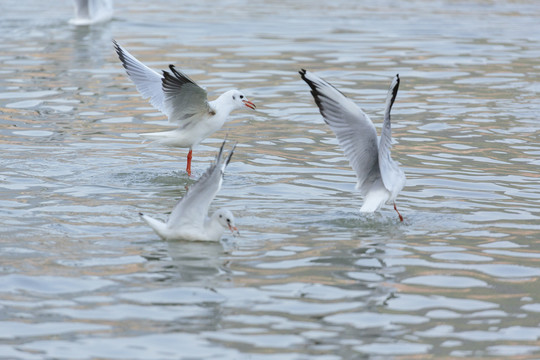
top-left (378, 74), bottom-right (402, 193)
top-left (167, 141), bottom-right (236, 229)
top-left (299, 69), bottom-right (380, 192)
top-left (113, 40), bottom-right (168, 116)
top-left (161, 65), bottom-right (214, 126)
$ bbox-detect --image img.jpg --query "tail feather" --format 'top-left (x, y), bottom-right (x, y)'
top-left (140, 214), bottom-right (169, 240)
top-left (359, 186), bottom-right (389, 213)
top-left (140, 129), bottom-right (191, 148)
top-left (140, 130), bottom-right (177, 140)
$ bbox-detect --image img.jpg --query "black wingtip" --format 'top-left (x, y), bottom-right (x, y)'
top-left (161, 66), bottom-right (186, 90)
top-left (112, 40), bottom-right (128, 72)
top-left (162, 69), bottom-right (172, 79)
top-left (299, 69), bottom-right (310, 84)
top-left (298, 69), bottom-right (337, 125)
top-left (386, 74), bottom-right (400, 112)
top-left (215, 138), bottom-right (236, 168)
top-left (112, 39), bottom-right (121, 55)
top-left (165, 65), bottom-right (179, 79)
top-left (216, 140), bottom-right (226, 163)
top-left (169, 64), bottom-right (184, 80)
top-left (392, 74), bottom-right (400, 99)
top-left (299, 69), bottom-right (317, 92)
top-left (225, 142), bottom-right (237, 167)
top-left (164, 65), bottom-right (178, 81)
top-left (161, 64), bottom-right (197, 90)
top-left (112, 39), bottom-right (122, 54)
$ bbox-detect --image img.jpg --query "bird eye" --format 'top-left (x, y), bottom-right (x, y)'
top-left (227, 218), bottom-right (231, 223)
top-left (219, 214), bottom-right (223, 218)
top-left (240, 95), bottom-right (244, 99)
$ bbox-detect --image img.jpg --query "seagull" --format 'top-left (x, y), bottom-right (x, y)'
top-left (113, 40), bottom-right (256, 176)
top-left (299, 70), bottom-right (406, 221)
top-left (140, 141), bottom-right (239, 241)
top-left (69, 0), bottom-right (113, 25)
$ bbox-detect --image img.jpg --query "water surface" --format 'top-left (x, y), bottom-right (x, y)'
top-left (1, 0), bottom-right (540, 358)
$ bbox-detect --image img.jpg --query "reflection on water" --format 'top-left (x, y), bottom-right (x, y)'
top-left (1, 0), bottom-right (540, 358)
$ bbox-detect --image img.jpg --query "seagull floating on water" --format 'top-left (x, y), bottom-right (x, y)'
top-left (70, 0), bottom-right (113, 25)
top-left (299, 70), bottom-right (405, 221)
top-left (140, 141), bottom-right (239, 241)
top-left (113, 40), bottom-right (255, 176)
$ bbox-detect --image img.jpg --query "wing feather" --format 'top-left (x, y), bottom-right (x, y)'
top-left (299, 69), bottom-right (380, 192)
top-left (162, 65), bottom-right (213, 124)
top-left (113, 40), bottom-right (168, 115)
top-left (167, 141), bottom-right (236, 229)
top-left (378, 74), bottom-right (402, 194)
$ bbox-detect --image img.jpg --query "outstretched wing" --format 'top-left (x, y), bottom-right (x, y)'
top-left (161, 65), bottom-right (214, 125)
top-left (167, 141), bottom-right (236, 229)
top-left (299, 69), bottom-right (380, 193)
top-left (113, 40), bottom-right (168, 115)
top-left (378, 74), bottom-right (402, 194)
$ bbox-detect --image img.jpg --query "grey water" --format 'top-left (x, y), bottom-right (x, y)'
top-left (1, 0), bottom-right (540, 358)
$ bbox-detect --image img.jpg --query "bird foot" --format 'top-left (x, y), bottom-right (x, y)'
top-left (186, 149), bottom-right (193, 177)
top-left (393, 203), bottom-right (404, 222)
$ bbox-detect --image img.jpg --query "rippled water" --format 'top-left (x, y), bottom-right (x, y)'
top-left (1, 0), bottom-right (540, 358)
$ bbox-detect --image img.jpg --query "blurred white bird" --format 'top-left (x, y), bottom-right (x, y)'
top-left (70, 0), bottom-right (113, 25)
top-left (300, 70), bottom-right (405, 221)
top-left (140, 141), bottom-right (239, 241)
top-left (113, 40), bottom-right (255, 176)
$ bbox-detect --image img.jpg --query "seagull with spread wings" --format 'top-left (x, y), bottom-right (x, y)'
top-left (300, 70), bottom-right (406, 221)
top-left (113, 40), bottom-right (255, 176)
top-left (140, 141), bottom-right (238, 241)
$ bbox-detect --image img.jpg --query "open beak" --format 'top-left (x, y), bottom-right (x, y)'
top-left (242, 99), bottom-right (256, 110)
top-left (228, 224), bottom-right (239, 237)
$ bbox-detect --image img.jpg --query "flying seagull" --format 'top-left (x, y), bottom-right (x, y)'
top-left (300, 70), bottom-right (405, 221)
top-left (113, 40), bottom-right (255, 176)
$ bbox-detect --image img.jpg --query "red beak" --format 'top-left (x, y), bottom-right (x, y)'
top-left (228, 223), bottom-right (239, 235)
top-left (242, 99), bottom-right (256, 110)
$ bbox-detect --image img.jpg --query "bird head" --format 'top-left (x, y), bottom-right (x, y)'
top-left (215, 208), bottom-right (239, 236)
top-left (229, 90), bottom-right (256, 110)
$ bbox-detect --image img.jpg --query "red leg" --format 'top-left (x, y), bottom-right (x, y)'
top-left (186, 149), bottom-right (193, 177)
top-left (394, 202), bottom-right (404, 222)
